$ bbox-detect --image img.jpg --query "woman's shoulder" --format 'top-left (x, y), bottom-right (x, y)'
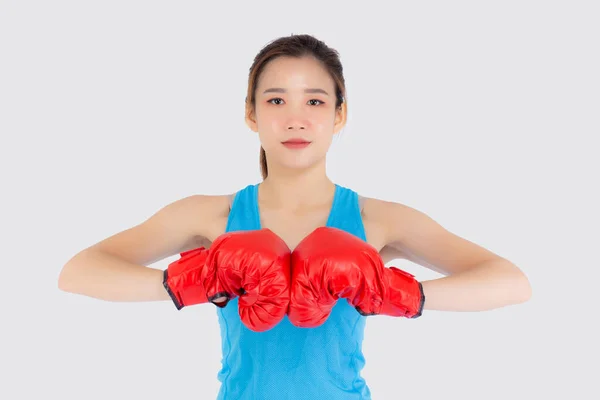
top-left (361, 196), bottom-right (415, 242)
top-left (362, 196), bottom-right (410, 215)
top-left (169, 193), bottom-right (231, 240)
top-left (361, 194), bottom-right (437, 246)
top-left (183, 193), bottom-right (231, 215)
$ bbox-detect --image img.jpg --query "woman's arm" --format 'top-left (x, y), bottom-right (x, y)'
top-left (57, 194), bottom-right (229, 302)
top-left (369, 199), bottom-right (532, 312)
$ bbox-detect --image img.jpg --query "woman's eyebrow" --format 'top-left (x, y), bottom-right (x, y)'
top-left (262, 88), bottom-right (330, 96)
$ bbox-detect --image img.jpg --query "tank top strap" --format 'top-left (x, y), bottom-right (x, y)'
top-left (326, 184), bottom-right (367, 241)
top-left (225, 183), bottom-right (260, 233)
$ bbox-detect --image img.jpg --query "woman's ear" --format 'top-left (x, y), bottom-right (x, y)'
top-left (333, 102), bottom-right (347, 135)
top-left (245, 105), bottom-right (258, 132)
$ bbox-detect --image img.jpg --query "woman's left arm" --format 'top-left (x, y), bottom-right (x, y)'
top-left (381, 201), bottom-right (532, 312)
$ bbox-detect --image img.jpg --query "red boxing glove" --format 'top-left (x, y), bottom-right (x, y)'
top-left (164, 229), bottom-right (292, 332)
top-left (163, 246), bottom-right (214, 308)
top-left (288, 227), bottom-right (425, 328)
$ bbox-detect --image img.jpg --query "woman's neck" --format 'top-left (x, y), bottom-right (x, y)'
top-left (259, 163), bottom-right (335, 211)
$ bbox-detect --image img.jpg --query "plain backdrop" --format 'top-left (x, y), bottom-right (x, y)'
top-left (1, 1), bottom-right (598, 399)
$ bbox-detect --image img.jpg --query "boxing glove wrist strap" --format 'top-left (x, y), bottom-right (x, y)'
top-left (381, 267), bottom-right (425, 318)
top-left (163, 269), bottom-right (182, 310)
top-left (162, 248), bottom-right (210, 310)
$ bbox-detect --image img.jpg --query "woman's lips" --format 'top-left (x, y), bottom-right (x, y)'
top-left (282, 139), bottom-right (311, 149)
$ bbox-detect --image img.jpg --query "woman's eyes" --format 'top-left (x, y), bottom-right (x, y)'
top-left (267, 98), bottom-right (324, 106)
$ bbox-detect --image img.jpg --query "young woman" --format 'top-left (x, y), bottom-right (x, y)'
top-left (58, 34), bottom-right (532, 400)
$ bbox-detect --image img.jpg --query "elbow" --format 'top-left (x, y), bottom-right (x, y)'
top-left (57, 263), bottom-right (74, 293)
top-left (521, 275), bottom-right (533, 303)
top-left (57, 254), bottom-right (83, 293)
top-left (511, 266), bottom-right (533, 305)
top-left (490, 260), bottom-right (532, 307)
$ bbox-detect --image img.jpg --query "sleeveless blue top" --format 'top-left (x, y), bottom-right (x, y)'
top-left (215, 183), bottom-right (372, 400)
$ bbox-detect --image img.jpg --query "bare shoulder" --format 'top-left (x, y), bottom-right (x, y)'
top-left (362, 196), bottom-right (404, 227)
top-left (174, 194), bottom-right (230, 239)
top-left (142, 193), bottom-right (231, 249)
top-left (361, 196), bottom-right (423, 262)
top-left (362, 197), bottom-right (427, 243)
top-left (182, 193), bottom-right (231, 216)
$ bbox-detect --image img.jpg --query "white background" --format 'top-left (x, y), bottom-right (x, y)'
top-left (1, 1), bottom-right (598, 399)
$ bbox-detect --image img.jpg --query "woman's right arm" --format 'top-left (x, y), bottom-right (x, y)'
top-left (57, 194), bottom-right (228, 303)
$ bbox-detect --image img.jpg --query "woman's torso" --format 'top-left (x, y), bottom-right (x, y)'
top-left (187, 183), bottom-right (407, 399)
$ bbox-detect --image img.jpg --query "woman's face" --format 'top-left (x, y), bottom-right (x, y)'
top-left (247, 56), bottom-right (346, 173)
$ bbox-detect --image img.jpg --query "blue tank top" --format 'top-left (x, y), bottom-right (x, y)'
top-left (215, 183), bottom-right (372, 400)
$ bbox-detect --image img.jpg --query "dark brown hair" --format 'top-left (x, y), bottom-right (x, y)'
top-left (245, 34), bottom-right (347, 180)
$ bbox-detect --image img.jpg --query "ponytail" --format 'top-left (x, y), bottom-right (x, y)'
top-left (259, 147), bottom-right (268, 180)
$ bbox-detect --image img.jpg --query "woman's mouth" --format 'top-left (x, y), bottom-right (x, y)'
top-left (282, 139), bottom-right (311, 149)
